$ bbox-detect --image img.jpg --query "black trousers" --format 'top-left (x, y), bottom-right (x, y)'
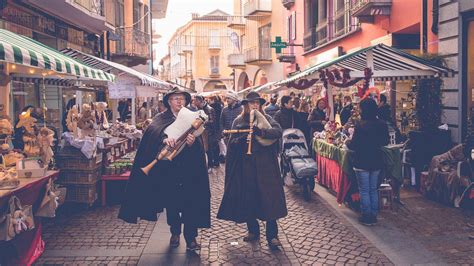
top-left (166, 208), bottom-right (198, 245)
top-left (247, 219), bottom-right (278, 242)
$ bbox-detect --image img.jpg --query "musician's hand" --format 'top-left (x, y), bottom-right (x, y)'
top-left (252, 126), bottom-right (263, 136)
top-left (163, 138), bottom-right (176, 148)
top-left (186, 134), bottom-right (196, 146)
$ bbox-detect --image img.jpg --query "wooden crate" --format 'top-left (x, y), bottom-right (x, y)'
top-left (64, 182), bottom-right (98, 205)
top-left (59, 168), bottom-right (102, 185)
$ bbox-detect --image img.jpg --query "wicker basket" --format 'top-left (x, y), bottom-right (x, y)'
top-left (59, 168), bottom-right (102, 185)
top-left (64, 183), bottom-right (98, 204)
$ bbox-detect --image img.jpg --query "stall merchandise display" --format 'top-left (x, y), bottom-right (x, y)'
top-left (106, 122), bottom-right (143, 140)
top-left (0, 168), bottom-right (19, 190)
top-left (104, 152), bottom-right (135, 175)
top-left (77, 104), bottom-right (96, 139)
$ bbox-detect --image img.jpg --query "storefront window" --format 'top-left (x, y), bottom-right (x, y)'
top-left (11, 81), bottom-right (38, 124)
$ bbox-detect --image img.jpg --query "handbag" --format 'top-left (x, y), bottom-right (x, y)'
top-left (0, 196), bottom-right (35, 241)
top-left (36, 179), bottom-right (60, 218)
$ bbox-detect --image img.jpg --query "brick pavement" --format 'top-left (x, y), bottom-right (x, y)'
top-left (36, 166), bottom-right (392, 265)
top-left (381, 189), bottom-right (474, 265)
top-left (196, 166), bottom-right (391, 265)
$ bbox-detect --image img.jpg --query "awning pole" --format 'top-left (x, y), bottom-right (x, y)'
top-left (327, 83), bottom-right (335, 121)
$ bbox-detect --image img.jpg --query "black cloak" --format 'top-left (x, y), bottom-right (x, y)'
top-left (217, 114), bottom-right (288, 223)
top-left (118, 109), bottom-right (210, 228)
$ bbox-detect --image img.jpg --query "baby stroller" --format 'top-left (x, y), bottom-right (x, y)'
top-left (280, 128), bottom-right (318, 201)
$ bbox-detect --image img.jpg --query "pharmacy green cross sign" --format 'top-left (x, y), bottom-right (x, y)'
top-left (270, 36), bottom-right (288, 54)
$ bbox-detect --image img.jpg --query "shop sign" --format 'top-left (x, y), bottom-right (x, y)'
top-left (108, 77), bottom-right (136, 99)
top-left (270, 36), bottom-right (288, 54)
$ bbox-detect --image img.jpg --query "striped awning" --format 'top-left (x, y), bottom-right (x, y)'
top-left (62, 48), bottom-right (170, 89)
top-left (275, 44), bottom-right (456, 86)
top-left (0, 29), bottom-right (114, 81)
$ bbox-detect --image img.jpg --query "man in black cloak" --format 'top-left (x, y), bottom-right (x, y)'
top-left (118, 87), bottom-right (210, 252)
top-left (217, 92), bottom-right (287, 250)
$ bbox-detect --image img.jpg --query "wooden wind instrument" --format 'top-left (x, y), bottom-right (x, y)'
top-left (246, 110), bottom-right (255, 155)
top-left (140, 116), bottom-right (205, 175)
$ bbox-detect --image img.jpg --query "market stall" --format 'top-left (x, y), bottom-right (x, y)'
top-left (272, 44), bottom-right (455, 205)
top-left (62, 48), bottom-right (171, 125)
top-left (0, 28), bottom-right (115, 264)
top-left (314, 139), bottom-right (402, 207)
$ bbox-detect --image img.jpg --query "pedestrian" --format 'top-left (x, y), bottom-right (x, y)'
top-left (346, 98), bottom-right (389, 226)
top-left (138, 102), bottom-right (148, 123)
top-left (308, 98), bottom-right (329, 137)
top-left (378, 94), bottom-right (392, 123)
top-left (340, 96), bottom-right (353, 126)
top-left (274, 95), bottom-right (301, 130)
top-left (118, 87), bottom-right (211, 252)
top-left (264, 95), bottom-right (280, 118)
top-left (217, 91), bottom-right (288, 250)
top-left (194, 95), bottom-right (219, 169)
top-left (220, 91), bottom-right (242, 147)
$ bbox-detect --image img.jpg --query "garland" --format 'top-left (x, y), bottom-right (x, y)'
top-left (286, 67), bottom-right (373, 91)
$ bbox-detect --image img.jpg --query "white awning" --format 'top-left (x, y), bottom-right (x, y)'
top-left (61, 48), bottom-right (170, 89)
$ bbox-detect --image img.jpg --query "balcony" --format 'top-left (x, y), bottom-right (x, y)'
top-left (282, 0), bottom-right (295, 10)
top-left (24, 0), bottom-right (110, 33)
top-left (227, 16), bottom-right (246, 29)
top-left (351, 0), bottom-right (392, 23)
top-left (178, 69), bottom-right (192, 78)
top-left (228, 54), bottom-right (246, 68)
top-left (209, 67), bottom-right (220, 78)
top-left (244, 47), bottom-right (272, 65)
top-left (277, 48), bottom-right (296, 63)
top-left (244, 0), bottom-right (272, 19)
top-left (151, 0), bottom-right (169, 19)
top-left (112, 28), bottom-right (151, 67)
top-left (209, 42), bottom-right (221, 50)
top-left (178, 44), bottom-right (193, 55)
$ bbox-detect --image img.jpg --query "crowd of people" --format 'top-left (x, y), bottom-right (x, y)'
top-left (119, 87), bottom-right (394, 252)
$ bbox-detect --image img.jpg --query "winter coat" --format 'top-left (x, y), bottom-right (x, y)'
top-left (308, 108), bottom-right (327, 136)
top-left (118, 109), bottom-right (211, 228)
top-left (200, 104), bottom-right (218, 150)
top-left (340, 103), bottom-right (353, 126)
top-left (378, 103), bottom-right (392, 123)
top-left (274, 108), bottom-right (299, 130)
top-left (347, 118), bottom-right (390, 171)
top-left (264, 104), bottom-right (280, 118)
top-left (217, 113), bottom-right (288, 223)
top-left (220, 102), bottom-right (242, 133)
top-left (210, 102), bottom-right (223, 132)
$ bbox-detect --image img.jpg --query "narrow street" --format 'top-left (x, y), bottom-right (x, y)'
top-left (36, 166), bottom-right (390, 265)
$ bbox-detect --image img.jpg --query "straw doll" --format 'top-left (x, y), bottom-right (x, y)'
top-left (66, 105), bottom-right (79, 138)
top-left (16, 110), bottom-right (40, 157)
top-left (38, 127), bottom-right (54, 165)
top-left (78, 104), bottom-right (96, 138)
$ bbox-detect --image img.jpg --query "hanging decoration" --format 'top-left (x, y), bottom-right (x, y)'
top-left (286, 68), bottom-right (374, 90)
top-left (356, 68), bottom-right (374, 97)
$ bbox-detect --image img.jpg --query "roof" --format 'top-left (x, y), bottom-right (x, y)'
top-left (0, 28), bottom-right (114, 81)
top-left (275, 44), bottom-right (456, 86)
top-left (193, 9), bottom-right (230, 21)
top-left (61, 48), bottom-right (170, 89)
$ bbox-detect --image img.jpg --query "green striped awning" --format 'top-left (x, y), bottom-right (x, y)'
top-left (0, 29), bottom-right (114, 81)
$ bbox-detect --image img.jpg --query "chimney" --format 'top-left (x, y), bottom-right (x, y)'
top-left (191, 13), bottom-right (199, 19)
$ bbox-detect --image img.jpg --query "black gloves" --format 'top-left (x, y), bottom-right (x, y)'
top-left (252, 126), bottom-right (263, 136)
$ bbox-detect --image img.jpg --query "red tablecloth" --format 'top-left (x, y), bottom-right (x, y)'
top-left (0, 171), bottom-right (59, 266)
top-left (316, 155), bottom-right (353, 204)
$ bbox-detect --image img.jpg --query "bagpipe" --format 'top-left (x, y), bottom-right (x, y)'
top-left (222, 110), bottom-right (276, 155)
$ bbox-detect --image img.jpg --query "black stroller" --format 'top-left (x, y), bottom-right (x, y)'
top-left (280, 128), bottom-right (318, 201)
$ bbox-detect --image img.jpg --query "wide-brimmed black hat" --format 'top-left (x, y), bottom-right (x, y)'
top-left (241, 91), bottom-right (266, 105)
top-left (163, 87), bottom-right (191, 109)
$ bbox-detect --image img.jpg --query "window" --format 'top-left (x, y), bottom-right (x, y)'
top-left (258, 24), bottom-right (271, 60)
top-left (467, 20), bottom-right (474, 131)
top-left (133, 0), bottom-right (140, 30)
top-left (144, 5), bottom-right (149, 33)
top-left (318, 0), bottom-right (328, 24)
top-left (209, 30), bottom-right (220, 48)
top-left (210, 56), bottom-right (219, 75)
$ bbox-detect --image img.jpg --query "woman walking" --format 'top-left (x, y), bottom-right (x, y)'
top-left (347, 98), bottom-right (389, 225)
top-left (217, 92), bottom-right (287, 250)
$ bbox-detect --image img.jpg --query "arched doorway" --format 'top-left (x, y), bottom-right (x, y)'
top-left (203, 80), bottom-right (227, 92)
top-left (237, 72), bottom-right (250, 91)
top-left (253, 69), bottom-right (268, 86)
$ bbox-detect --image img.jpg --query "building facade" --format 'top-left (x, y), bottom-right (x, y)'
top-left (279, 0), bottom-right (465, 140)
top-left (436, 0), bottom-right (474, 143)
top-left (164, 10), bottom-right (235, 93)
top-left (229, 0), bottom-right (286, 92)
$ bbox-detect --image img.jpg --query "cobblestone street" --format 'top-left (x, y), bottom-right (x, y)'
top-left (36, 166), bottom-right (392, 265)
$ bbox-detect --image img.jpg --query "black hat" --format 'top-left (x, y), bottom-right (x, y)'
top-left (241, 91), bottom-right (266, 105)
top-left (163, 87), bottom-right (191, 109)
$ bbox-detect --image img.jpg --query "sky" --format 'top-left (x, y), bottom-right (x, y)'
top-left (152, 0), bottom-right (234, 68)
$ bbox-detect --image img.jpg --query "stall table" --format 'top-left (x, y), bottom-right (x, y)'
top-left (101, 171), bottom-right (130, 206)
top-left (314, 139), bottom-right (402, 206)
top-left (0, 171), bottom-right (59, 265)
